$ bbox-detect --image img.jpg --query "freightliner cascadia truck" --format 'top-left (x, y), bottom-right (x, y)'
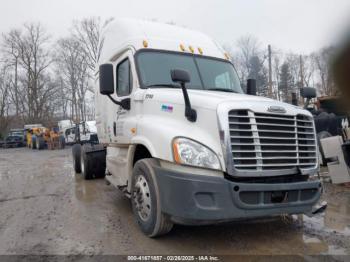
top-left (71, 18), bottom-right (323, 237)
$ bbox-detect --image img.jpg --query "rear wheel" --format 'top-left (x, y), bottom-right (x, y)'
top-left (131, 159), bottom-right (173, 237)
top-left (72, 144), bottom-right (82, 173)
top-left (81, 145), bottom-right (92, 180)
top-left (81, 144), bottom-right (106, 180)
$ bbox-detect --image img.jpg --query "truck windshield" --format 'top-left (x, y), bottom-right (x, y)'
top-left (136, 51), bottom-right (243, 93)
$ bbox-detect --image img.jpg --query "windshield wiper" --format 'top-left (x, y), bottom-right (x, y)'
top-left (145, 84), bottom-right (180, 88)
top-left (206, 88), bottom-right (238, 93)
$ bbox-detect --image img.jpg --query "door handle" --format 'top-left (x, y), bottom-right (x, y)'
top-left (113, 122), bottom-right (116, 136)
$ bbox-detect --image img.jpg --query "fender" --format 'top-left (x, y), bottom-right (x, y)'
top-left (127, 138), bottom-right (157, 192)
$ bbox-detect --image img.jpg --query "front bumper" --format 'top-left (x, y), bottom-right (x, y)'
top-left (154, 166), bottom-right (322, 225)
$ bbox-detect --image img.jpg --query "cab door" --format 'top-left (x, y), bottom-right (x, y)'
top-left (111, 50), bottom-right (135, 144)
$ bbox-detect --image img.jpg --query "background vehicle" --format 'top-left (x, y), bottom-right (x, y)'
top-left (72, 18), bottom-right (323, 237)
top-left (58, 120), bottom-right (74, 136)
top-left (64, 121), bottom-right (98, 145)
top-left (8, 129), bottom-right (25, 139)
top-left (0, 135), bottom-right (25, 148)
top-left (0, 128), bottom-right (26, 148)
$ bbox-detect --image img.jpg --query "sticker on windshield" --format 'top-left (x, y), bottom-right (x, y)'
top-left (161, 104), bottom-right (173, 113)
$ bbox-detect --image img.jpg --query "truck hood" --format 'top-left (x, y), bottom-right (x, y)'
top-left (143, 88), bottom-right (302, 113)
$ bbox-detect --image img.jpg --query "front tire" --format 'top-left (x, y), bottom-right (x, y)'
top-left (131, 159), bottom-right (173, 237)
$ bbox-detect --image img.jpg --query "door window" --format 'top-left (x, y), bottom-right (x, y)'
top-left (116, 58), bottom-right (132, 96)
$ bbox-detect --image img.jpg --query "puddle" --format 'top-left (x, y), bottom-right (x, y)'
top-left (295, 183), bottom-right (350, 255)
top-left (74, 174), bottom-right (98, 203)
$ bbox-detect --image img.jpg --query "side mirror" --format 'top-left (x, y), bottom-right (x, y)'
top-left (99, 63), bottom-right (130, 110)
top-left (171, 69), bottom-right (190, 83)
top-left (246, 79), bottom-right (257, 96)
top-left (300, 87), bottom-right (316, 99)
top-left (170, 69), bottom-right (196, 122)
top-left (99, 64), bottom-right (114, 95)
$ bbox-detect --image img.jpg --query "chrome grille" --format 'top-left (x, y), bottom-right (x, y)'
top-left (228, 110), bottom-right (317, 171)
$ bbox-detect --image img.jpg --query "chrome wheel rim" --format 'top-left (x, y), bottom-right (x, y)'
top-left (133, 175), bottom-right (151, 221)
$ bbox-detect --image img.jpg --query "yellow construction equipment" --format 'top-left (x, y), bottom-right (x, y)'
top-left (26, 127), bottom-right (65, 150)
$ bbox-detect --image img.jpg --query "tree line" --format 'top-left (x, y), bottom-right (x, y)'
top-left (225, 35), bottom-right (337, 102)
top-left (0, 17), bottom-right (112, 137)
top-left (0, 18), bottom-right (338, 137)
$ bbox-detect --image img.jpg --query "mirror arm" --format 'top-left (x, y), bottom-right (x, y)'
top-left (107, 94), bottom-right (131, 110)
top-left (180, 83), bottom-right (197, 122)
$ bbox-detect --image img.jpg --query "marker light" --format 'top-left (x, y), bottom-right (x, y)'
top-left (143, 40), bottom-right (148, 48)
top-left (224, 52), bottom-right (230, 60)
top-left (180, 44), bottom-right (186, 51)
top-left (198, 47), bottom-right (203, 54)
top-left (189, 46), bottom-right (194, 53)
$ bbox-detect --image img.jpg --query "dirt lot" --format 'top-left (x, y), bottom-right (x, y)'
top-left (0, 147), bottom-right (349, 257)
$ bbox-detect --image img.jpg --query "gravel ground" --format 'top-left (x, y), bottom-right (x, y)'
top-left (0, 147), bottom-right (349, 257)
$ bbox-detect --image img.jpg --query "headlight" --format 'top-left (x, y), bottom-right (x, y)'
top-left (172, 137), bottom-right (221, 170)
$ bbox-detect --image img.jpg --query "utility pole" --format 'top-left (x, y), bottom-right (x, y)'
top-left (299, 55), bottom-right (304, 105)
top-left (299, 55), bottom-right (304, 87)
top-left (268, 45), bottom-right (273, 98)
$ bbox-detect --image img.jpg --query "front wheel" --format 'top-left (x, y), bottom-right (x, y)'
top-left (131, 159), bottom-right (173, 237)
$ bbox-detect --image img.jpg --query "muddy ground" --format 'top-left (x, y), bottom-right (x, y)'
top-left (0, 147), bottom-right (349, 257)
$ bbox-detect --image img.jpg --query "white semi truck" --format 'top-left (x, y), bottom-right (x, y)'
top-left (72, 18), bottom-right (323, 237)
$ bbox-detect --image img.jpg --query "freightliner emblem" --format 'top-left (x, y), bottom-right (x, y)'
top-left (267, 105), bottom-right (286, 114)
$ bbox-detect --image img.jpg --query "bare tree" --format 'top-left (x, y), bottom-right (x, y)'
top-left (1, 22), bottom-right (60, 124)
top-left (62, 16), bottom-right (114, 121)
top-left (1, 30), bottom-right (21, 116)
top-left (0, 64), bottom-right (11, 136)
top-left (56, 37), bottom-right (89, 122)
top-left (312, 46), bottom-right (337, 96)
top-left (285, 53), bottom-right (314, 89)
top-left (235, 35), bottom-right (265, 82)
top-left (71, 17), bottom-right (113, 73)
top-left (272, 54), bottom-right (282, 100)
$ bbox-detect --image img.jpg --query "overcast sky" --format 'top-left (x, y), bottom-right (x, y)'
top-left (1, 0), bottom-right (350, 54)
